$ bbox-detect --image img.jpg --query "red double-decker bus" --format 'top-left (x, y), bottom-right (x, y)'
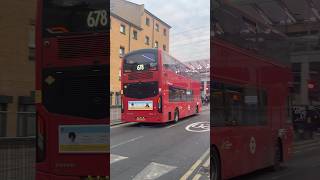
top-left (210, 38), bottom-right (293, 180)
top-left (121, 49), bottom-right (202, 123)
top-left (35, 0), bottom-right (109, 179)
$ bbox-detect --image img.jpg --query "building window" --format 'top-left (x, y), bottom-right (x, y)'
top-left (0, 103), bottom-right (7, 137)
top-left (110, 92), bottom-right (114, 106)
top-left (120, 24), bottom-right (126, 34)
top-left (29, 47), bottom-right (35, 61)
top-left (146, 17), bottom-right (150, 26)
top-left (154, 41), bottom-right (159, 48)
top-left (133, 30), bottom-right (138, 40)
top-left (163, 29), bottom-right (167, 36)
top-left (29, 24), bottom-right (35, 61)
top-left (145, 36), bottom-right (150, 45)
top-left (155, 23), bottom-right (159, 31)
top-left (119, 46), bottom-right (125, 57)
top-left (163, 44), bottom-right (167, 51)
top-left (17, 103), bottom-right (36, 137)
top-left (115, 92), bottom-right (121, 106)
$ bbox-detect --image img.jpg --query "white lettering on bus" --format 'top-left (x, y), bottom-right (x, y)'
top-left (87, 10), bottom-right (108, 28)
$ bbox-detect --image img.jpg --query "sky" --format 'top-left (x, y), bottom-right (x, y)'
top-left (127, 0), bottom-right (210, 62)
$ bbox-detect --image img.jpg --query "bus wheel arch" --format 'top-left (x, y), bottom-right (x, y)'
top-left (211, 145), bottom-right (221, 180)
top-left (174, 108), bottom-right (179, 123)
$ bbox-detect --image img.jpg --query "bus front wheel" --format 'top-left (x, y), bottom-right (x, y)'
top-left (174, 110), bottom-right (179, 123)
top-left (211, 147), bottom-right (221, 180)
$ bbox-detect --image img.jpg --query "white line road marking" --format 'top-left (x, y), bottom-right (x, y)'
top-left (111, 122), bottom-right (138, 129)
top-left (111, 136), bottom-right (144, 149)
top-left (185, 122), bottom-right (210, 132)
top-left (203, 158), bottom-right (210, 168)
top-left (192, 174), bottom-right (202, 180)
top-left (110, 154), bottom-right (128, 164)
top-left (180, 148), bottom-right (210, 180)
top-left (166, 124), bottom-right (177, 128)
top-left (132, 162), bottom-right (177, 180)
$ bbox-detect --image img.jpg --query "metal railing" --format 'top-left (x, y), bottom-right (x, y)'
top-left (0, 137), bottom-right (35, 180)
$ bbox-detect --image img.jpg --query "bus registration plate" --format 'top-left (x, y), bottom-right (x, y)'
top-left (136, 116), bottom-right (145, 121)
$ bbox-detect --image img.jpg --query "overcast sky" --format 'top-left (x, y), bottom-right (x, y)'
top-left (128, 0), bottom-right (210, 62)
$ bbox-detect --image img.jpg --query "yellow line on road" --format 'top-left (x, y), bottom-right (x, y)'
top-left (180, 148), bottom-right (210, 180)
top-left (192, 174), bottom-right (202, 180)
top-left (203, 157), bottom-right (210, 168)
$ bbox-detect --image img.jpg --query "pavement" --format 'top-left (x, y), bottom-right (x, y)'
top-left (110, 109), bottom-right (210, 180)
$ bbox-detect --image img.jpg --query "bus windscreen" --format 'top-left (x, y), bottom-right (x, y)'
top-left (43, 0), bottom-right (108, 37)
top-left (123, 50), bottom-right (158, 72)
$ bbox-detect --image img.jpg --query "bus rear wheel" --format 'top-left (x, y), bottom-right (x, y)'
top-left (211, 148), bottom-right (221, 180)
top-left (174, 110), bottom-right (179, 123)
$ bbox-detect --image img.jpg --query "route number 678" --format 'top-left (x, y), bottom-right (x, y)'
top-left (87, 10), bottom-right (108, 28)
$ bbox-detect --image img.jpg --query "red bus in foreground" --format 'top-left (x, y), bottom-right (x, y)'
top-left (35, 0), bottom-right (109, 179)
top-left (210, 39), bottom-right (293, 180)
top-left (121, 49), bottom-right (201, 123)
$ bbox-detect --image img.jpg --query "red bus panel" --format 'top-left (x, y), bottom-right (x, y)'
top-left (211, 38), bottom-right (293, 179)
top-left (35, 0), bottom-right (109, 179)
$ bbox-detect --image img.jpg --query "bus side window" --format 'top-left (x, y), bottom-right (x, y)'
top-left (225, 85), bottom-right (243, 126)
top-left (212, 82), bottom-right (226, 126)
top-left (259, 90), bottom-right (268, 125)
top-left (287, 95), bottom-right (293, 124)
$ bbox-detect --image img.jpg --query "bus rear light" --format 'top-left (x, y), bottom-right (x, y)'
top-left (158, 96), bottom-right (163, 113)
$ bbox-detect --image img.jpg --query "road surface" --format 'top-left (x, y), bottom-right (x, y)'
top-left (110, 109), bottom-right (210, 180)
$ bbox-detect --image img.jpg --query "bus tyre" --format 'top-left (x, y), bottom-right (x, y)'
top-left (272, 140), bottom-right (282, 171)
top-left (211, 148), bottom-right (221, 180)
top-left (174, 110), bottom-right (179, 123)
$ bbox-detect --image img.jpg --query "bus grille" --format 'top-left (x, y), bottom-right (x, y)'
top-left (128, 72), bottom-right (153, 80)
top-left (58, 33), bottom-right (108, 59)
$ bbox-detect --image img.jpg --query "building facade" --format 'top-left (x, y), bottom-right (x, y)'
top-left (184, 59), bottom-right (210, 98)
top-left (110, 0), bottom-right (171, 106)
top-left (0, 0), bottom-right (36, 137)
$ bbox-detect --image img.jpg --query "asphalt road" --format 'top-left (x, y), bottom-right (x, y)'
top-left (232, 136), bottom-right (320, 180)
top-left (110, 109), bottom-right (210, 180)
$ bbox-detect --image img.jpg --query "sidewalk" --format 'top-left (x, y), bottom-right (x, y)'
top-left (111, 107), bottom-right (122, 126)
top-left (110, 105), bottom-right (210, 126)
top-left (293, 132), bottom-right (320, 145)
